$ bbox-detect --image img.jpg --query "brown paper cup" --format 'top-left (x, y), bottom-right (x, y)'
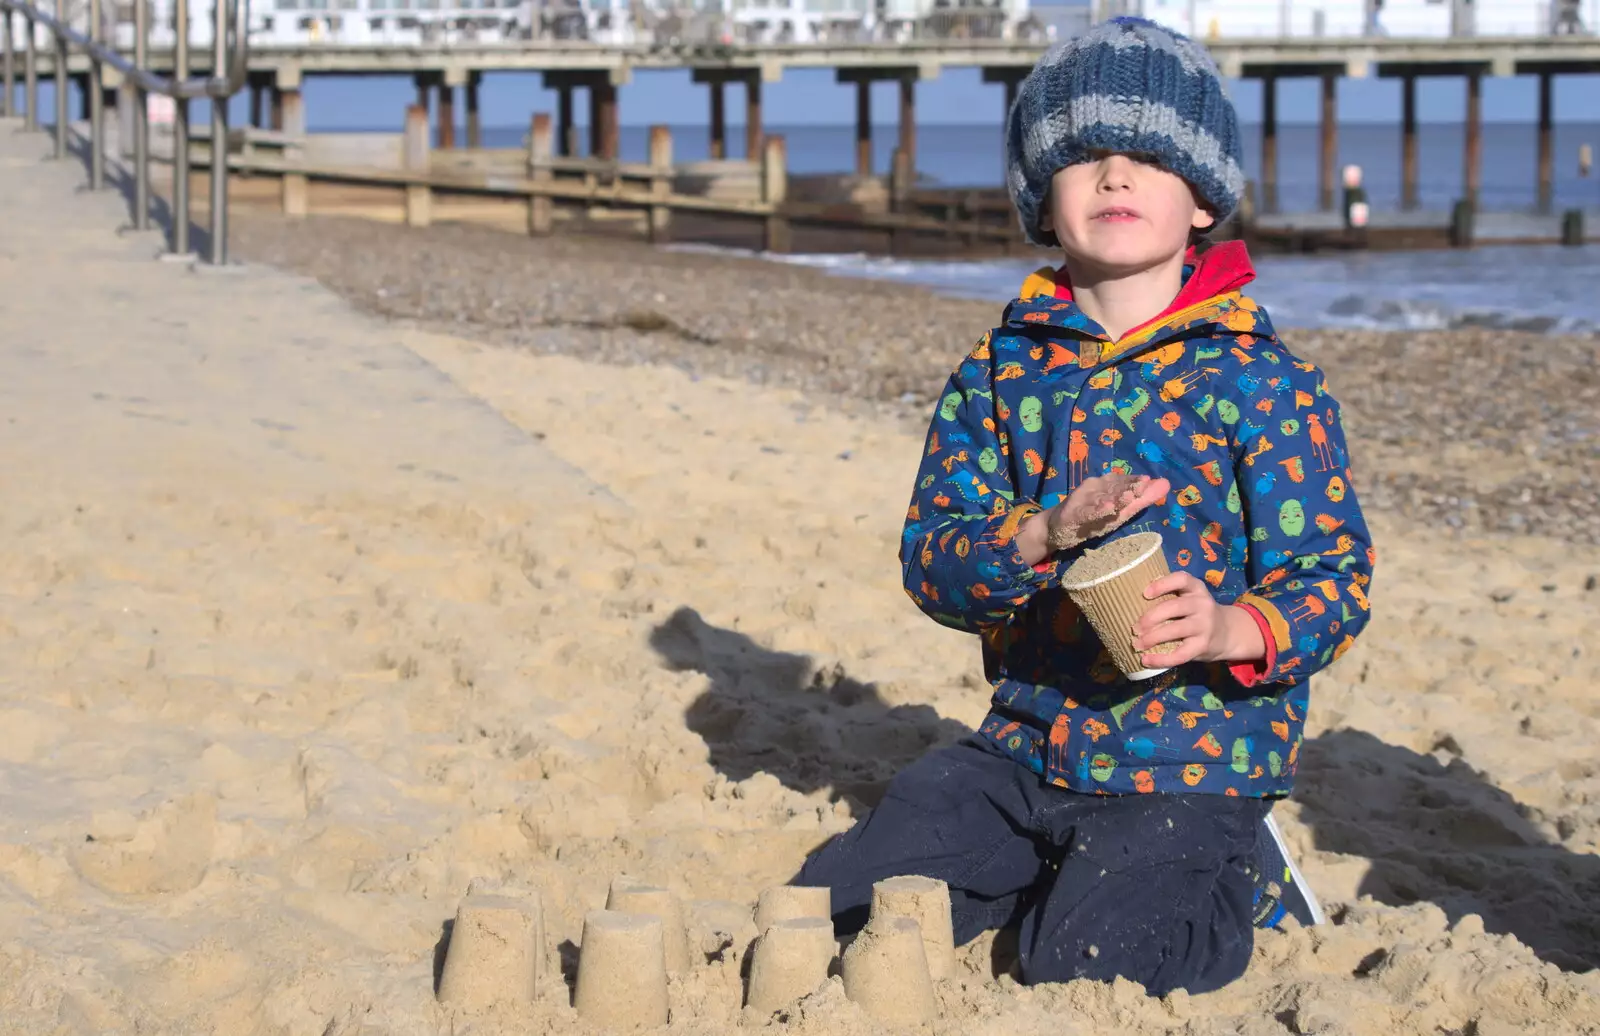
top-left (1060, 531), bottom-right (1181, 681)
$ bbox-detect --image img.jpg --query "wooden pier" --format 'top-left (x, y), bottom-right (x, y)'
top-left (16, 34), bottom-right (1600, 254)
top-left (22, 35), bottom-right (1600, 216)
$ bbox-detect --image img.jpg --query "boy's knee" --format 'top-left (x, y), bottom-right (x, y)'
top-left (1019, 855), bottom-right (1258, 996)
top-left (1020, 910), bottom-right (1255, 996)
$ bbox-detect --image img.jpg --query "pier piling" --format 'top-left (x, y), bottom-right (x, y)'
top-left (466, 71), bottom-right (481, 149)
top-left (1261, 74), bottom-right (1278, 214)
top-left (1537, 70), bottom-right (1553, 211)
top-left (898, 73), bottom-right (916, 182)
top-left (1464, 71), bottom-right (1482, 206)
top-left (709, 77), bottom-right (725, 159)
top-left (1319, 73), bottom-right (1337, 211)
top-left (854, 79), bottom-right (871, 176)
top-left (437, 78), bottom-right (455, 150)
top-left (1401, 74), bottom-right (1418, 210)
top-left (556, 83), bottom-right (574, 157)
top-left (746, 77), bottom-right (763, 159)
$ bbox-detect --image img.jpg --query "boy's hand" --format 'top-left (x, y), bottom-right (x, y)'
top-left (1132, 573), bottom-right (1267, 669)
top-left (1016, 473), bottom-right (1170, 566)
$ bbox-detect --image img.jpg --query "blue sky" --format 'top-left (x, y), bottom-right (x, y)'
top-left (290, 67), bottom-right (1596, 130)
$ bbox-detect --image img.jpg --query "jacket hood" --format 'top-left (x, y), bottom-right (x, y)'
top-left (1005, 240), bottom-right (1267, 363)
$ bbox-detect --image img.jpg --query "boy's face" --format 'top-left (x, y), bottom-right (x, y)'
top-left (1045, 153), bottom-right (1215, 277)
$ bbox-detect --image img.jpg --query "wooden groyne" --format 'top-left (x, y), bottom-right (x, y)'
top-left (169, 118), bottom-right (1594, 256)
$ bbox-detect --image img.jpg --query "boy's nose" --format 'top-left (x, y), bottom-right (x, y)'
top-left (1097, 155), bottom-right (1136, 190)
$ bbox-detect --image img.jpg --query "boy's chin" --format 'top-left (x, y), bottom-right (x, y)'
top-left (1062, 244), bottom-right (1186, 279)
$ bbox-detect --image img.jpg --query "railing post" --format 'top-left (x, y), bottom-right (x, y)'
top-left (403, 102), bottom-right (430, 228)
top-left (53, 0), bottom-right (66, 159)
top-left (2, 6), bottom-right (14, 119)
top-left (24, 10), bottom-right (37, 130)
top-left (526, 110), bottom-right (552, 236)
top-left (208, 0), bottom-right (229, 264)
top-left (88, 0), bottom-right (105, 189)
top-left (132, 0), bottom-right (149, 230)
top-left (647, 123), bottom-right (671, 243)
top-left (170, 0), bottom-right (192, 256)
top-left (761, 133), bottom-right (790, 254)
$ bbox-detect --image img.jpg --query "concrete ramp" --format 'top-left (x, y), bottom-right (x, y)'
top-left (0, 122), bottom-right (615, 511)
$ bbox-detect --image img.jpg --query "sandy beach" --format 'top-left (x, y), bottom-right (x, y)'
top-left (4, 183), bottom-right (1600, 1034)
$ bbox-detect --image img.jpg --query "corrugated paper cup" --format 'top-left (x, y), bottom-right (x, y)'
top-left (1060, 531), bottom-right (1181, 681)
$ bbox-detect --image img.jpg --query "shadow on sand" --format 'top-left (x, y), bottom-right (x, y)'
top-left (648, 605), bottom-right (971, 810)
top-left (1292, 727), bottom-right (1600, 972)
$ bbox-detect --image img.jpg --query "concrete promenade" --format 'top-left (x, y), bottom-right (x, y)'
top-left (0, 117), bottom-right (614, 518)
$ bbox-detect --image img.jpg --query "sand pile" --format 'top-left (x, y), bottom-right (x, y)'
top-left (3, 321), bottom-right (1598, 1033)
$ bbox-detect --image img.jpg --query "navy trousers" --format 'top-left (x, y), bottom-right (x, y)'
top-left (796, 739), bottom-right (1268, 996)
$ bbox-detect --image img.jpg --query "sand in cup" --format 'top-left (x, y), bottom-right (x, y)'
top-left (1060, 531), bottom-right (1181, 681)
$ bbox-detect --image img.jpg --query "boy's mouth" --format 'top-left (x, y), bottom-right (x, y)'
top-left (1093, 206), bottom-right (1141, 223)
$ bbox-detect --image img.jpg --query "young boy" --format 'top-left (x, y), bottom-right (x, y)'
top-left (797, 17), bottom-right (1375, 996)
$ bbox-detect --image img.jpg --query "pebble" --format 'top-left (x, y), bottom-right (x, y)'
top-left (231, 213), bottom-right (1600, 546)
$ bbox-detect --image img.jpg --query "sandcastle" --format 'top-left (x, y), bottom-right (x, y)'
top-left (840, 915), bottom-right (938, 1025)
top-left (753, 884), bottom-right (832, 933)
top-left (574, 909), bottom-right (671, 1029)
top-left (869, 875), bottom-right (956, 980)
top-left (605, 875), bottom-right (692, 974)
top-left (745, 916), bottom-right (837, 1013)
top-left (435, 883), bottom-right (545, 1009)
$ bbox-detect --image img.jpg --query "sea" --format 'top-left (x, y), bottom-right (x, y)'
top-left (465, 121), bottom-right (1600, 333)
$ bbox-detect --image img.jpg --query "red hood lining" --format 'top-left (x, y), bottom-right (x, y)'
top-left (1049, 240), bottom-right (1258, 334)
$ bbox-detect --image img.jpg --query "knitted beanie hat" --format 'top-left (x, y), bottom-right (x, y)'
top-left (1005, 16), bottom-right (1246, 248)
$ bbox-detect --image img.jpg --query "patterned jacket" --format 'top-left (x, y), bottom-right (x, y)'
top-left (900, 241), bottom-right (1375, 798)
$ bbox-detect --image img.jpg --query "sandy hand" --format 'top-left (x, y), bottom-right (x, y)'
top-left (1044, 473), bottom-right (1170, 553)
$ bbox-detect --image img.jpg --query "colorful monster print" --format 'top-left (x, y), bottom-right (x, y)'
top-left (1279, 499), bottom-right (1306, 537)
top-left (899, 242), bottom-right (1374, 798)
top-left (1020, 395), bottom-right (1044, 433)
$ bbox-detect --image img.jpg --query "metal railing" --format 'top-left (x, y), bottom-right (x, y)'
top-left (1, 0), bottom-right (251, 263)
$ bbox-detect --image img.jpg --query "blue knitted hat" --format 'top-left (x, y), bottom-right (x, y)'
top-left (1005, 17), bottom-right (1245, 248)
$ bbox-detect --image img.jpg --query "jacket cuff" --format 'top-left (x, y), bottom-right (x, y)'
top-left (1228, 602), bottom-right (1279, 687)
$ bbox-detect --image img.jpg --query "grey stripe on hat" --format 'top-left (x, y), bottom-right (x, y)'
top-left (1099, 22), bottom-right (1217, 77)
top-left (1025, 93), bottom-right (1245, 198)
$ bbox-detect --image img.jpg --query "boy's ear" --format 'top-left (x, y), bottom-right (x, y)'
top-left (1191, 208), bottom-right (1216, 231)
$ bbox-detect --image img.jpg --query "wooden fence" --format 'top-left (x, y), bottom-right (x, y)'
top-left (180, 113), bottom-right (1020, 254)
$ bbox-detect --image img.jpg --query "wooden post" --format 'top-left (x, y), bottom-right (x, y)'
top-left (1536, 70), bottom-right (1553, 212)
top-left (270, 86), bottom-right (284, 131)
top-left (404, 103), bottom-right (431, 228)
top-left (1261, 74), bottom-right (1278, 214)
top-left (1319, 73), bottom-right (1337, 211)
top-left (527, 111), bottom-right (553, 235)
top-left (557, 84), bottom-right (575, 156)
top-left (280, 88), bottom-right (307, 218)
top-left (466, 71), bottom-right (482, 149)
top-left (855, 79), bottom-right (872, 176)
top-left (897, 74), bottom-right (916, 183)
top-left (762, 134), bottom-right (791, 253)
top-left (889, 145), bottom-right (912, 254)
top-left (744, 76), bottom-right (763, 159)
top-left (599, 81), bottom-right (619, 162)
top-left (648, 124), bottom-right (672, 242)
top-left (437, 80), bottom-right (456, 149)
top-left (1400, 73), bottom-right (1418, 210)
top-left (1464, 72), bottom-right (1482, 206)
top-left (709, 77), bottom-right (726, 159)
